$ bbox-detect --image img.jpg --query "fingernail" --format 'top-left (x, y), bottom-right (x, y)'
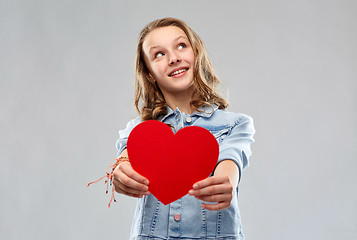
top-left (193, 184), bottom-right (198, 189)
top-left (144, 180), bottom-right (149, 185)
top-left (188, 190), bottom-right (194, 195)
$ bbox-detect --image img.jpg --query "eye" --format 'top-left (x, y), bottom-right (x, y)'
top-left (154, 52), bottom-right (164, 58)
top-left (177, 43), bottom-right (186, 50)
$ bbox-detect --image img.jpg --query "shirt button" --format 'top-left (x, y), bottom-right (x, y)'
top-left (174, 213), bottom-right (181, 221)
top-left (185, 116), bottom-right (192, 123)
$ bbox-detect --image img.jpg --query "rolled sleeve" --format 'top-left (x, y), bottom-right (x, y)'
top-left (218, 114), bottom-right (255, 182)
top-left (116, 117), bottom-right (142, 157)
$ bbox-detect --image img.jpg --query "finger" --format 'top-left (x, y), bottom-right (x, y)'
top-left (115, 188), bottom-right (146, 198)
top-left (193, 176), bottom-right (228, 190)
top-left (125, 193), bottom-right (144, 198)
top-left (114, 162), bottom-right (149, 185)
top-left (113, 184), bottom-right (145, 198)
top-left (114, 172), bottom-right (149, 192)
top-left (190, 183), bottom-right (233, 196)
top-left (113, 178), bottom-right (150, 196)
top-left (201, 201), bottom-right (230, 211)
top-left (113, 178), bottom-right (150, 195)
top-left (193, 193), bottom-right (232, 203)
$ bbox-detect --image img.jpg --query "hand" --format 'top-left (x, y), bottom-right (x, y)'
top-left (188, 176), bottom-right (234, 211)
top-left (112, 161), bottom-right (150, 198)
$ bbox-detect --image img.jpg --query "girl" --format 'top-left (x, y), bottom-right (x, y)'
top-left (113, 17), bottom-right (255, 240)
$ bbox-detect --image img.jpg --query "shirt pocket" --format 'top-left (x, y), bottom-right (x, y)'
top-left (209, 127), bottom-right (230, 144)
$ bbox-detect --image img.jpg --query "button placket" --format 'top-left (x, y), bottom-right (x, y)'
top-left (168, 198), bottom-right (182, 237)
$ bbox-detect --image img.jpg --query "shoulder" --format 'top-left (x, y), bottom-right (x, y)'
top-left (125, 117), bottom-right (143, 128)
top-left (118, 117), bottom-right (143, 138)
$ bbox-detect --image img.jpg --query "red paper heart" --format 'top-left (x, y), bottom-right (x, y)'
top-left (127, 120), bottom-right (219, 205)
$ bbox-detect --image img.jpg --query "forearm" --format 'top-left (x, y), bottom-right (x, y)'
top-left (213, 160), bottom-right (240, 189)
top-left (119, 149), bottom-right (129, 158)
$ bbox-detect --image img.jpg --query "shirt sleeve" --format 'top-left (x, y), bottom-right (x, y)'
top-left (116, 117), bottom-right (142, 157)
top-left (217, 114), bottom-right (255, 182)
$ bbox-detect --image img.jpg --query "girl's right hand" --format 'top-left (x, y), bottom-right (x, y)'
top-left (112, 161), bottom-right (150, 198)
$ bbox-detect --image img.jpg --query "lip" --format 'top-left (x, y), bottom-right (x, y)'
top-left (168, 67), bottom-right (189, 77)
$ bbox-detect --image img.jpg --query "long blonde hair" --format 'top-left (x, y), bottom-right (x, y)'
top-left (134, 17), bottom-right (228, 121)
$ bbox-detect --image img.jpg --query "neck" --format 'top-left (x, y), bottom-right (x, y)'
top-left (162, 88), bottom-right (195, 115)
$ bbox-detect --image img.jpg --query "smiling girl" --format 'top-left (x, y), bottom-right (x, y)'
top-left (113, 17), bottom-right (255, 240)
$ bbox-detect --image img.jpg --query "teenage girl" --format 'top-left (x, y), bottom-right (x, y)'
top-left (113, 17), bottom-right (255, 240)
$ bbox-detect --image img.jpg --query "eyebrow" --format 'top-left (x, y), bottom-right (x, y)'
top-left (149, 35), bottom-right (188, 53)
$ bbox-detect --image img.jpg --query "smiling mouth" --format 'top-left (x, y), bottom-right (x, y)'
top-left (169, 68), bottom-right (189, 77)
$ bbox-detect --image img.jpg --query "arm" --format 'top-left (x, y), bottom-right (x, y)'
top-left (190, 114), bottom-right (255, 210)
top-left (113, 118), bottom-right (150, 198)
top-left (112, 149), bottom-right (150, 198)
top-left (188, 159), bottom-right (239, 211)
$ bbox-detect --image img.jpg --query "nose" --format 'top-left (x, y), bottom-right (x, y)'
top-left (169, 53), bottom-right (181, 65)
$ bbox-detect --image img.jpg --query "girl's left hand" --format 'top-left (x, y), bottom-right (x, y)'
top-left (188, 175), bottom-right (234, 211)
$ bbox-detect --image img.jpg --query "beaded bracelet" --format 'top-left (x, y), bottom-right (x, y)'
top-left (87, 156), bottom-right (130, 207)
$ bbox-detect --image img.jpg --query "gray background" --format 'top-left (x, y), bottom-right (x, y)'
top-left (1, 0), bottom-right (356, 239)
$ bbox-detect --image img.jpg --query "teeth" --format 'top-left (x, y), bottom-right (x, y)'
top-left (170, 68), bottom-right (187, 76)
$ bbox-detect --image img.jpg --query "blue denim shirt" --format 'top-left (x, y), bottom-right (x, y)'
top-left (116, 105), bottom-right (255, 240)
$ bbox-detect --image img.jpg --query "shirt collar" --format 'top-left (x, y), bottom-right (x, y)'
top-left (160, 104), bottom-right (218, 122)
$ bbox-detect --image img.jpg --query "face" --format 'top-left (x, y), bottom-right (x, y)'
top-left (142, 26), bottom-right (195, 96)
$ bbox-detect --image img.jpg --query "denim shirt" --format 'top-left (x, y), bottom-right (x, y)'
top-left (116, 105), bottom-right (255, 240)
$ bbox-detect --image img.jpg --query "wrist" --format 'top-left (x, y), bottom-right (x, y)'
top-left (113, 156), bottom-right (130, 170)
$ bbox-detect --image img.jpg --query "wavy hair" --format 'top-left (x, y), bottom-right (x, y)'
top-left (134, 17), bottom-right (228, 121)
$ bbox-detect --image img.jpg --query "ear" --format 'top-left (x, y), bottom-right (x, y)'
top-left (148, 73), bottom-right (156, 83)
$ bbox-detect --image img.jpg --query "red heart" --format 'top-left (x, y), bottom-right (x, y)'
top-left (127, 120), bottom-right (219, 205)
